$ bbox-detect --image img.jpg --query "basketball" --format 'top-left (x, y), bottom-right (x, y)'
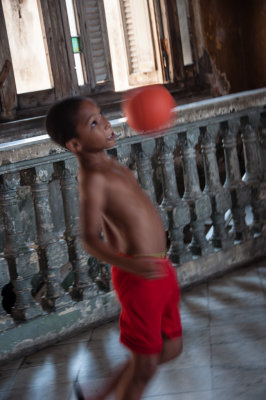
top-left (122, 84), bottom-right (176, 133)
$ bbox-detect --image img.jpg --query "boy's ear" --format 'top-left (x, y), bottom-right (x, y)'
top-left (65, 138), bottom-right (80, 153)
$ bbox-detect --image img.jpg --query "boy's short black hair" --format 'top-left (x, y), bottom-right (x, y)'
top-left (46, 96), bottom-right (89, 148)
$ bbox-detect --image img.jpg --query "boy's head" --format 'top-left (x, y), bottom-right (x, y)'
top-left (46, 96), bottom-right (87, 148)
top-left (46, 96), bottom-right (115, 154)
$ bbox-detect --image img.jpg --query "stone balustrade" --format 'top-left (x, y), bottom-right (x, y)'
top-left (0, 88), bottom-right (266, 363)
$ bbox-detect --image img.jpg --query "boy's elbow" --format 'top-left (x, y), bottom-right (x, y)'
top-left (82, 233), bottom-right (101, 252)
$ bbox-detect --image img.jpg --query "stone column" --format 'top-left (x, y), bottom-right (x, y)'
top-left (156, 134), bottom-right (191, 263)
top-left (133, 141), bottom-right (157, 203)
top-left (133, 140), bottom-right (167, 226)
top-left (200, 124), bottom-right (232, 249)
top-left (221, 120), bottom-right (251, 241)
top-left (178, 128), bottom-right (212, 255)
top-left (29, 165), bottom-right (70, 310)
top-left (55, 159), bottom-right (97, 300)
top-left (0, 257), bottom-right (15, 329)
top-left (258, 111), bottom-right (266, 227)
top-left (258, 111), bottom-right (266, 181)
top-left (0, 172), bottom-right (42, 321)
top-left (240, 114), bottom-right (262, 234)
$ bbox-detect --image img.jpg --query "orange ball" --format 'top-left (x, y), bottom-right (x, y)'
top-left (122, 84), bottom-right (176, 133)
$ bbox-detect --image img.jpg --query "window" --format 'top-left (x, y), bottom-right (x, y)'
top-left (2, 0), bottom-right (53, 94)
top-left (0, 0), bottom-right (200, 122)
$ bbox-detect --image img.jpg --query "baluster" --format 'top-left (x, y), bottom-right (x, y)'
top-left (221, 120), bottom-right (251, 240)
top-left (200, 124), bottom-right (232, 248)
top-left (133, 141), bottom-right (157, 203)
top-left (240, 114), bottom-right (262, 234)
top-left (156, 135), bottom-right (191, 263)
top-left (133, 140), bottom-right (167, 226)
top-left (55, 159), bottom-right (97, 300)
top-left (179, 128), bottom-right (212, 255)
top-left (116, 143), bottom-right (132, 168)
top-left (258, 111), bottom-right (266, 181)
top-left (0, 172), bottom-right (42, 320)
top-left (28, 165), bottom-right (70, 310)
top-left (241, 114), bottom-right (261, 184)
top-left (0, 257), bottom-right (15, 329)
top-left (258, 112), bottom-right (266, 228)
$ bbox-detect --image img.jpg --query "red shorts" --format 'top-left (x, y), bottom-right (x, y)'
top-left (112, 256), bottom-right (182, 354)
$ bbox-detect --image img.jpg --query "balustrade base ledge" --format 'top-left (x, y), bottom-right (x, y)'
top-left (0, 290), bottom-right (121, 365)
top-left (1, 235), bottom-right (266, 364)
top-left (178, 234), bottom-right (266, 287)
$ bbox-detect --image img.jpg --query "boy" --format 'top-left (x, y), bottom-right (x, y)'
top-left (46, 96), bottom-right (182, 400)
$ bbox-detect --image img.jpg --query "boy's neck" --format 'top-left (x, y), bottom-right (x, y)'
top-left (78, 150), bottom-right (110, 169)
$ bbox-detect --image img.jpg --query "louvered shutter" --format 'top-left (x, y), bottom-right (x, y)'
top-left (76, 0), bottom-right (113, 90)
top-left (120, 0), bottom-right (163, 87)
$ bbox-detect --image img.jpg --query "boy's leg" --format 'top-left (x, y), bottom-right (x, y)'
top-left (74, 360), bottom-right (131, 400)
top-left (115, 352), bottom-right (159, 400)
top-left (74, 353), bottom-right (158, 400)
top-left (159, 336), bottom-right (183, 364)
top-left (75, 337), bottom-right (182, 400)
top-left (116, 337), bottom-right (182, 400)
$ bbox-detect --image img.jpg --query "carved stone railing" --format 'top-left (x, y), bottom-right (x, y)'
top-left (0, 88), bottom-right (266, 362)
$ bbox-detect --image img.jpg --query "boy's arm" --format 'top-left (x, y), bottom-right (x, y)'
top-left (79, 174), bottom-right (166, 279)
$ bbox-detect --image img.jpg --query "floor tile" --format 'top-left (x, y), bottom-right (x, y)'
top-left (144, 366), bottom-right (212, 396)
top-left (210, 317), bottom-right (266, 345)
top-left (22, 341), bottom-right (89, 369)
top-left (209, 302), bottom-right (266, 326)
top-left (208, 266), bottom-right (265, 310)
top-left (180, 284), bottom-right (209, 316)
top-left (0, 381), bottom-right (73, 400)
top-left (211, 338), bottom-right (266, 368)
top-left (167, 338), bottom-right (211, 369)
top-left (70, 377), bottom-right (114, 400)
top-left (211, 384), bottom-right (266, 400)
top-left (143, 391), bottom-right (213, 400)
top-left (90, 319), bottom-right (120, 341)
top-left (212, 365), bottom-right (266, 390)
top-left (0, 359), bottom-right (22, 395)
top-left (55, 328), bottom-right (93, 345)
top-left (257, 264), bottom-right (266, 294)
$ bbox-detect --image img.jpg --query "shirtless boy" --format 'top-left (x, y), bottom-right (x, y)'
top-left (46, 96), bottom-right (182, 400)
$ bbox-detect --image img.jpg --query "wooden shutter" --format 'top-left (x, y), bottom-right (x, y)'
top-left (120, 0), bottom-right (163, 87)
top-left (0, 1), bottom-right (17, 120)
top-left (76, 0), bottom-right (113, 90)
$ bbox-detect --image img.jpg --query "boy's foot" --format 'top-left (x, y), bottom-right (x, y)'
top-left (74, 380), bottom-right (105, 400)
top-left (74, 381), bottom-right (85, 400)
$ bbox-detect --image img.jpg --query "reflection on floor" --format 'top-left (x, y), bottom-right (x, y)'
top-left (1, 261), bottom-right (266, 400)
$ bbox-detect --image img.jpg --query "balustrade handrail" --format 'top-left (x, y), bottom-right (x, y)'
top-left (0, 88), bottom-right (266, 363)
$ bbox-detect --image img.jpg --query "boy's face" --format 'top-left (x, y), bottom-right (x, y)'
top-left (67, 99), bottom-right (115, 154)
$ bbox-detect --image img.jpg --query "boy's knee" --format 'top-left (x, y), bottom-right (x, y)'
top-left (133, 356), bottom-right (158, 384)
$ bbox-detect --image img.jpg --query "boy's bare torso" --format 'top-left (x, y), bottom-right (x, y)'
top-left (79, 156), bottom-right (166, 256)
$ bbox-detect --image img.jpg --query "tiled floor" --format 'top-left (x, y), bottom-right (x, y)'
top-left (1, 261), bottom-right (266, 400)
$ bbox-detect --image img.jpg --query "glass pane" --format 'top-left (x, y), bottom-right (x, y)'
top-left (176, 0), bottom-right (193, 66)
top-left (72, 37), bottom-right (81, 53)
top-left (65, 0), bottom-right (85, 85)
top-left (2, 0), bottom-right (53, 94)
